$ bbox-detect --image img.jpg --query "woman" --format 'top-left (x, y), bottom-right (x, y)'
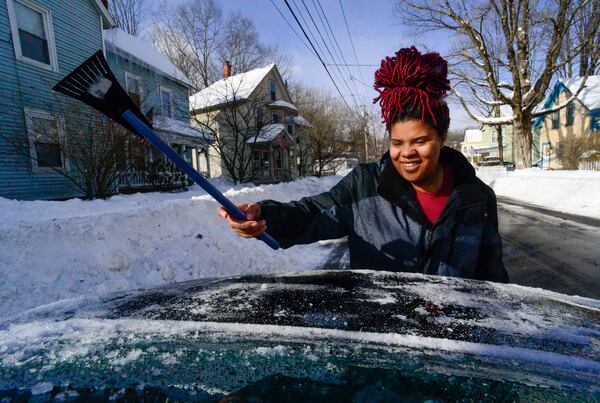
top-left (217, 47), bottom-right (508, 283)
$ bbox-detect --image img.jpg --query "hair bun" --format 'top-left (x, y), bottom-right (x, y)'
top-left (373, 47), bottom-right (450, 130)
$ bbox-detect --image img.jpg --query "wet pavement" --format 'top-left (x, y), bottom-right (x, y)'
top-left (320, 198), bottom-right (600, 299)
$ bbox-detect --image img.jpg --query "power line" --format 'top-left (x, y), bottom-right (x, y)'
top-left (269, 0), bottom-right (316, 58)
top-left (338, 0), bottom-right (367, 98)
top-left (283, 0), bottom-right (353, 112)
top-left (299, 0), bottom-right (361, 111)
top-left (326, 63), bottom-right (379, 67)
top-left (313, 0), bottom-right (363, 108)
top-left (289, 0), bottom-right (328, 66)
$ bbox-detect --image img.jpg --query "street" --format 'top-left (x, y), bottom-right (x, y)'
top-left (320, 198), bottom-right (600, 299)
top-left (498, 198), bottom-right (600, 299)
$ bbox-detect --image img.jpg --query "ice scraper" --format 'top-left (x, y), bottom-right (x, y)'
top-left (53, 50), bottom-right (280, 250)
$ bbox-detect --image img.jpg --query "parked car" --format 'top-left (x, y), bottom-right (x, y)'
top-left (1, 270), bottom-right (598, 401)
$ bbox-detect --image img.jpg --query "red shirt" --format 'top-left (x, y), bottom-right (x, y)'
top-left (414, 164), bottom-right (454, 225)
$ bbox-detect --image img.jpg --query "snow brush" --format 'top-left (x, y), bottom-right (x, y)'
top-left (53, 50), bottom-right (280, 250)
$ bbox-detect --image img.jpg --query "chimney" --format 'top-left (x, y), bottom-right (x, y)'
top-left (223, 61), bottom-right (231, 79)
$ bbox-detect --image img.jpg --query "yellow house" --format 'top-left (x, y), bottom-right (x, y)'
top-left (189, 63), bottom-right (309, 183)
top-left (533, 75), bottom-right (600, 169)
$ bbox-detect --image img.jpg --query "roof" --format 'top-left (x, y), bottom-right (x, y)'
top-left (190, 64), bottom-right (275, 112)
top-left (153, 116), bottom-right (214, 143)
top-left (103, 28), bottom-right (192, 87)
top-left (562, 75), bottom-right (600, 111)
top-left (268, 100), bottom-right (297, 111)
top-left (91, 0), bottom-right (116, 27)
top-left (293, 115), bottom-right (312, 128)
top-left (247, 123), bottom-right (288, 144)
top-left (463, 129), bottom-right (483, 143)
top-left (533, 75), bottom-right (600, 128)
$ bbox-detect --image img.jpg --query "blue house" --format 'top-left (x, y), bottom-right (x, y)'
top-left (0, 1), bottom-right (212, 200)
top-left (0, 0), bottom-right (115, 200)
top-left (103, 28), bottom-right (214, 190)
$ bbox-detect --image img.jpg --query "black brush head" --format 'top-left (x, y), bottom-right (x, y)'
top-left (53, 50), bottom-right (152, 135)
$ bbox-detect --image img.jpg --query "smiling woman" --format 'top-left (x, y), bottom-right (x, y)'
top-left (217, 46), bottom-right (508, 283)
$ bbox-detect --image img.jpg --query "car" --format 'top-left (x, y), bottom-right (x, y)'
top-left (0, 270), bottom-right (598, 401)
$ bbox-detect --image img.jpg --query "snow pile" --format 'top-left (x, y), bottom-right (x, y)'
top-left (479, 168), bottom-right (600, 218)
top-left (0, 176), bottom-right (342, 319)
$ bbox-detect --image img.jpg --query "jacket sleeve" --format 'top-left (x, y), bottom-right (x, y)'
top-left (474, 190), bottom-right (510, 283)
top-left (257, 171), bottom-right (356, 248)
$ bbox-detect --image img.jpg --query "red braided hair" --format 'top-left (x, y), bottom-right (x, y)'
top-left (373, 47), bottom-right (451, 135)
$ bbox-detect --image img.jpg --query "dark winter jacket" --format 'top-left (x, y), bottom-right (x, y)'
top-left (259, 147), bottom-right (509, 283)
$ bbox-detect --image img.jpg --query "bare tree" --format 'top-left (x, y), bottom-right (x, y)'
top-left (0, 101), bottom-right (132, 199)
top-left (150, 0), bottom-right (222, 89)
top-left (190, 82), bottom-right (270, 184)
top-left (108, 0), bottom-right (148, 36)
top-left (292, 86), bottom-right (358, 176)
top-left (559, 0), bottom-right (600, 78)
top-left (150, 0), bottom-right (293, 90)
top-left (395, 0), bottom-right (599, 168)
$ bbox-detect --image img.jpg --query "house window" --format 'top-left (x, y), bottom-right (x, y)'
top-left (490, 130), bottom-right (497, 143)
top-left (555, 141), bottom-right (562, 161)
top-left (551, 110), bottom-right (560, 129)
top-left (272, 113), bottom-right (280, 123)
top-left (7, 0), bottom-right (58, 71)
top-left (25, 109), bottom-right (64, 170)
top-left (262, 150), bottom-right (270, 177)
top-left (269, 80), bottom-right (276, 101)
top-left (160, 87), bottom-right (172, 118)
top-left (256, 108), bottom-right (263, 128)
top-left (286, 115), bottom-right (293, 134)
top-left (125, 73), bottom-right (142, 108)
top-left (566, 102), bottom-right (575, 126)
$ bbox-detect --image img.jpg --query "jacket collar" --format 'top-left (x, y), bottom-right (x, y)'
top-left (377, 147), bottom-right (488, 225)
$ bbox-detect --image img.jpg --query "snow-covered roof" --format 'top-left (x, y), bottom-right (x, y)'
top-left (190, 64), bottom-right (275, 112)
top-left (247, 123), bottom-right (287, 144)
top-left (104, 28), bottom-right (192, 87)
top-left (463, 129), bottom-right (482, 143)
top-left (268, 100), bottom-right (297, 111)
top-left (153, 115), bottom-right (214, 143)
top-left (561, 75), bottom-right (600, 111)
top-left (293, 115), bottom-right (312, 128)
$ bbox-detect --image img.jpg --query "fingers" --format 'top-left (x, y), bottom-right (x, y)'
top-left (216, 204), bottom-right (267, 239)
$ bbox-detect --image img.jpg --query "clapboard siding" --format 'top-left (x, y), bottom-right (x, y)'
top-left (0, 0), bottom-right (105, 200)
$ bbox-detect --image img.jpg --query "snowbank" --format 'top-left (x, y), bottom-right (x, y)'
top-left (479, 168), bottom-right (600, 219)
top-left (0, 176), bottom-right (342, 319)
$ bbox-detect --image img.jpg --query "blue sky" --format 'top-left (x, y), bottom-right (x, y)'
top-left (147, 0), bottom-right (476, 130)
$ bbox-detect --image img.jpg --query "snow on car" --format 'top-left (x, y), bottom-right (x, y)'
top-left (1, 270), bottom-right (598, 400)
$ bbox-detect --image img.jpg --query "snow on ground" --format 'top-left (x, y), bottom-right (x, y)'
top-left (0, 175), bottom-right (341, 319)
top-left (477, 167), bottom-right (600, 219)
top-left (1, 165), bottom-right (598, 319)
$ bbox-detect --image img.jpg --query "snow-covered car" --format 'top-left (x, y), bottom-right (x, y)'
top-left (1, 270), bottom-right (598, 401)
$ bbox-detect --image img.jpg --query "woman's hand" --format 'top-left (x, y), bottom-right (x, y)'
top-left (216, 203), bottom-right (267, 238)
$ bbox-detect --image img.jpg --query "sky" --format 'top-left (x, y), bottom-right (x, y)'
top-left (145, 0), bottom-right (478, 131)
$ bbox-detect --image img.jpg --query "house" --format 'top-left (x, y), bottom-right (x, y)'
top-left (460, 129), bottom-right (483, 164)
top-left (103, 28), bottom-right (214, 189)
top-left (533, 75), bottom-right (600, 169)
top-left (0, 0), bottom-right (115, 200)
top-left (190, 62), bottom-right (310, 184)
top-left (478, 106), bottom-right (515, 164)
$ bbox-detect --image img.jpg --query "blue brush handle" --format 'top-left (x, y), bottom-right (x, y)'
top-left (121, 110), bottom-right (280, 250)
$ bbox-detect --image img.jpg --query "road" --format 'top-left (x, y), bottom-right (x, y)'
top-left (320, 198), bottom-right (600, 299)
top-left (498, 198), bottom-right (600, 299)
